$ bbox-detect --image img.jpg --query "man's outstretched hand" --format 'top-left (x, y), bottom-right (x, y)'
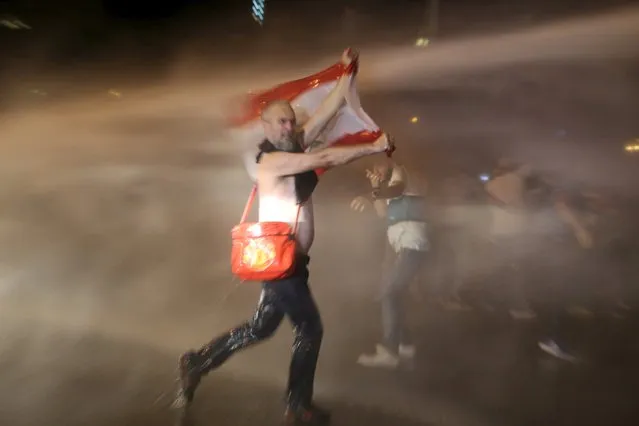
top-left (373, 133), bottom-right (396, 155)
top-left (341, 48), bottom-right (359, 65)
top-left (341, 48), bottom-right (359, 74)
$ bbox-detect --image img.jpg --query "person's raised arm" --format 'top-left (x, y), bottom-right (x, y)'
top-left (260, 134), bottom-right (393, 177)
top-left (301, 49), bottom-right (358, 147)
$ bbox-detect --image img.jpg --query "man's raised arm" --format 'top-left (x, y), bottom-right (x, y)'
top-left (301, 50), bottom-right (358, 147)
top-left (260, 134), bottom-right (392, 177)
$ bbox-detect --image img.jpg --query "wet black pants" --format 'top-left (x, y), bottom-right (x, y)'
top-left (196, 255), bottom-right (323, 410)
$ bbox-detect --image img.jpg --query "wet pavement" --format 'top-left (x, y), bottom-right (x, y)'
top-left (0, 290), bottom-right (637, 426)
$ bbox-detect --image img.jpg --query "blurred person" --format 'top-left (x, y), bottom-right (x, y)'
top-left (569, 192), bottom-right (631, 318)
top-left (432, 173), bottom-right (487, 310)
top-left (484, 159), bottom-right (536, 320)
top-left (350, 158), bottom-right (428, 368)
top-left (175, 51), bottom-right (395, 425)
top-left (527, 178), bottom-right (593, 362)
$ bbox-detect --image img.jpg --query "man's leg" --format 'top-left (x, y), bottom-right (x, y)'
top-left (271, 258), bottom-right (327, 424)
top-left (358, 249), bottom-right (422, 368)
top-left (174, 286), bottom-right (285, 407)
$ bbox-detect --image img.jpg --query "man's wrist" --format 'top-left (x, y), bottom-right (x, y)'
top-left (363, 143), bottom-right (384, 155)
top-left (372, 143), bottom-right (387, 154)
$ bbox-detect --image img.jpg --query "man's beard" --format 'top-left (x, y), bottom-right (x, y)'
top-left (273, 135), bottom-right (299, 152)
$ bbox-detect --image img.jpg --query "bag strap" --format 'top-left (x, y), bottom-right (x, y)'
top-left (240, 184), bottom-right (303, 235)
top-left (292, 203), bottom-right (302, 234)
top-left (239, 185), bottom-right (258, 224)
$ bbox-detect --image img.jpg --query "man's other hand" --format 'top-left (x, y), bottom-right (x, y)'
top-left (350, 196), bottom-right (370, 213)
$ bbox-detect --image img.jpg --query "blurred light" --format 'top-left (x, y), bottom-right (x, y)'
top-left (252, 0), bottom-right (265, 25)
top-left (108, 89), bottom-right (122, 98)
top-left (1, 16), bottom-right (31, 30)
top-left (415, 38), bottom-right (430, 47)
top-left (624, 139), bottom-right (639, 153)
top-left (479, 173), bottom-right (490, 182)
top-left (410, 116), bottom-right (419, 123)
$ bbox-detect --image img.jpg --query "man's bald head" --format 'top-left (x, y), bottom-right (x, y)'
top-left (261, 100), bottom-right (295, 121)
top-left (260, 100), bottom-right (298, 151)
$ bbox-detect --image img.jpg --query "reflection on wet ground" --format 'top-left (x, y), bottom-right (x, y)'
top-left (0, 298), bottom-right (637, 426)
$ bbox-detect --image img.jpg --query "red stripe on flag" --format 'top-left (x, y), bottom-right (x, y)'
top-left (231, 63), bottom-right (348, 127)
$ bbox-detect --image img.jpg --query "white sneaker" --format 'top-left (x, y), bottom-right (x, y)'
top-left (398, 344), bottom-right (416, 359)
top-left (538, 339), bottom-right (578, 363)
top-left (357, 344), bottom-right (400, 369)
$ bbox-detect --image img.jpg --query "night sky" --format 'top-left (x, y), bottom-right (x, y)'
top-left (4, 0), bottom-right (637, 22)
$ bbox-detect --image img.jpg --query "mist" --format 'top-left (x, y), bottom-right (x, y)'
top-left (0, 3), bottom-right (638, 426)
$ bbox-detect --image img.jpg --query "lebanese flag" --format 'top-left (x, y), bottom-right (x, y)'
top-left (228, 59), bottom-right (382, 178)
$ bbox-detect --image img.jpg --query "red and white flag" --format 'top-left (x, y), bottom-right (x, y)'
top-left (228, 59), bottom-right (382, 178)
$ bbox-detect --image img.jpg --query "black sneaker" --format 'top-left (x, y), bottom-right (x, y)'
top-left (284, 404), bottom-right (331, 425)
top-left (172, 351), bottom-right (201, 409)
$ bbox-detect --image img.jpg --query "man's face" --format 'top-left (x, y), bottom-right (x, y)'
top-left (262, 103), bottom-right (297, 151)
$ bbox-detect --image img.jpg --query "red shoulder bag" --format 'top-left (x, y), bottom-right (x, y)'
top-left (231, 185), bottom-right (301, 282)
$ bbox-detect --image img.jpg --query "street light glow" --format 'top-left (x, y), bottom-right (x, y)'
top-left (624, 140), bottom-right (639, 153)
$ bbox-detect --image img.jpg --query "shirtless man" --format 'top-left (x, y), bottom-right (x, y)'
top-left (174, 50), bottom-right (394, 425)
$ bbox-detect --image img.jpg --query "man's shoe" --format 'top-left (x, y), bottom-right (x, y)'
top-left (284, 404), bottom-right (331, 425)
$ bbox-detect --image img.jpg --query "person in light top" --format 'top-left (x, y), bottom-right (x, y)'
top-left (350, 158), bottom-right (428, 368)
